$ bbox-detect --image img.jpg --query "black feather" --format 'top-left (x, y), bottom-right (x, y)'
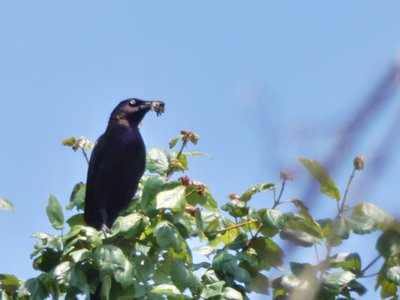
top-left (84, 98), bottom-right (164, 233)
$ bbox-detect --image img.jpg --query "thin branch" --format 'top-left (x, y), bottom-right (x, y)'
top-left (336, 200), bottom-right (340, 215)
top-left (361, 255), bottom-right (381, 276)
top-left (166, 140), bottom-right (188, 180)
top-left (191, 219), bottom-right (257, 237)
top-left (339, 168), bottom-right (356, 214)
top-left (81, 148), bottom-right (90, 165)
top-left (213, 219), bottom-right (257, 234)
top-left (361, 272), bottom-right (379, 278)
top-left (175, 140), bottom-right (187, 160)
top-left (314, 245), bottom-right (321, 263)
top-left (245, 178), bottom-right (287, 248)
top-left (273, 179), bottom-right (286, 209)
top-left (251, 223), bottom-right (264, 240)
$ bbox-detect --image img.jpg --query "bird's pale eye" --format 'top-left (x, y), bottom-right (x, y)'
top-left (129, 100), bottom-right (136, 106)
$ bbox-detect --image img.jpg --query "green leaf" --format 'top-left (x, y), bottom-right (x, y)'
top-left (347, 215), bottom-right (375, 235)
top-left (227, 233), bottom-right (248, 250)
top-left (387, 266), bottom-right (400, 284)
top-left (61, 136), bottom-right (76, 147)
top-left (248, 237), bottom-right (283, 270)
top-left (194, 245), bottom-right (216, 256)
top-left (62, 225), bottom-right (102, 249)
top-left (289, 262), bottom-right (315, 277)
top-left (101, 275), bottom-right (111, 300)
top-left (322, 271), bottom-right (356, 292)
top-left (141, 177), bottom-right (180, 213)
top-left (24, 276), bottom-right (49, 300)
top-left (141, 176), bottom-right (166, 211)
top-left (33, 248), bottom-right (62, 272)
top-left (212, 252), bottom-right (251, 283)
top-left (201, 269), bottom-right (220, 284)
top-left (192, 262), bottom-right (210, 271)
top-left (350, 202), bottom-right (394, 232)
top-left (376, 270), bottom-right (398, 298)
top-left (51, 261), bottom-right (90, 294)
top-left (31, 232), bottom-right (61, 251)
top-left (237, 250), bottom-right (260, 272)
top-left (280, 230), bottom-right (321, 247)
top-left (186, 185), bottom-right (217, 211)
top-left (169, 136), bottom-right (180, 149)
top-left (200, 281), bottom-right (225, 298)
top-left (66, 213), bottom-right (85, 227)
top-left (347, 280), bottom-right (367, 296)
top-left (221, 199), bottom-right (249, 218)
top-left (240, 183), bottom-right (275, 202)
top-left (66, 182), bottom-right (86, 211)
top-left (52, 261), bottom-right (72, 286)
top-left (146, 147), bottom-right (169, 175)
top-left (377, 230), bottom-right (400, 259)
top-left (111, 213), bottom-right (147, 238)
top-left (0, 274), bottom-right (19, 294)
top-left (154, 221), bottom-right (184, 253)
top-left (69, 249), bottom-right (90, 263)
top-left (95, 245), bottom-right (134, 288)
top-left (281, 213), bottom-right (323, 247)
top-left (261, 208), bottom-right (286, 230)
top-left (156, 185), bottom-right (185, 213)
top-left (170, 260), bottom-right (200, 293)
top-left (176, 153), bottom-right (189, 171)
top-left (69, 267), bottom-right (90, 294)
top-left (46, 194), bottom-right (64, 230)
top-left (151, 284), bottom-right (180, 295)
top-left (297, 158), bottom-right (340, 201)
top-left (208, 219), bottom-right (240, 247)
top-left (319, 216), bottom-right (350, 246)
top-left (194, 208), bottom-right (205, 239)
top-left (62, 136), bottom-right (93, 151)
top-left (246, 272), bottom-right (269, 295)
top-left (329, 253), bottom-right (361, 274)
top-left (0, 197), bottom-right (14, 212)
top-left (222, 287), bottom-right (244, 300)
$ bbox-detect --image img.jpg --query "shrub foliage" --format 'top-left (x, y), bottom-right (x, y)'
top-left (1, 132), bottom-right (400, 299)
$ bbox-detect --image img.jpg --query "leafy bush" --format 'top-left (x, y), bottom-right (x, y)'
top-left (1, 132), bottom-right (400, 299)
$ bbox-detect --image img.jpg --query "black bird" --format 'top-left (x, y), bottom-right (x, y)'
top-left (84, 98), bottom-right (165, 233)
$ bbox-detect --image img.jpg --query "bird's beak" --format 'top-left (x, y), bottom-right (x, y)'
top-left (149, 101), bottom-right (165, 116)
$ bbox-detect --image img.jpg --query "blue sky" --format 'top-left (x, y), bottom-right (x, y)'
top-left (1, 1), bottom-right (400, 299)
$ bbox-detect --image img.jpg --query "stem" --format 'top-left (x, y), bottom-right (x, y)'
top-left (361, 255), bottom-right (381, 276)
top-left (245, 179), bottom-right (287, 248)
top-left (314, 245), bottom-right (321, 263)
top-left (243, 203), bottom-right (253, 235)
top-left (246, 221), bottom-right (253, 236)
top-left (81, 148), bottom-right (90, 165)
top-left (166, 140), bottom-right (187, 179)
top-left (273, 179), bottom-right (286, 209)
top-left (191, 219), bottom-right (258, 237)
top-left (176, 140), bottom-right (187, 160)
top-left (318, 241), bottom-right (332, 279)
top-left (214, 219), bottom-right (257, 234)
top-left (339, 168), bottom-right (356, 214)
top-left (361, 272), bottom-right (379, 278)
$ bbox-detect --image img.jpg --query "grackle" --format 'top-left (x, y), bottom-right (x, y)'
top-left (84, 98), bottom-right (165, 234)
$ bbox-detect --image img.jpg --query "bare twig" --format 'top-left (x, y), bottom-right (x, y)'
top-left (213, 219), bottom-right (257, 234)
top-left (361, 255), bottom-right (381, 276)
top-left (339, 168), bottom-right (356, 214)
top-left (81, 148), bottom-right (90, 165)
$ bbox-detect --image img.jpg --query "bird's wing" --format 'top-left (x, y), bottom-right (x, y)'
top-left (84, 134), bottom-right (109, 228)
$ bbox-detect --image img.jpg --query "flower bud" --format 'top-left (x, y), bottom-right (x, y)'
top-left (353, 156), bottom-right (365, 171)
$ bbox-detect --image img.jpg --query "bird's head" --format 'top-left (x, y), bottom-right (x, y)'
top-left (108, 98), bottom-right (165, 128)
